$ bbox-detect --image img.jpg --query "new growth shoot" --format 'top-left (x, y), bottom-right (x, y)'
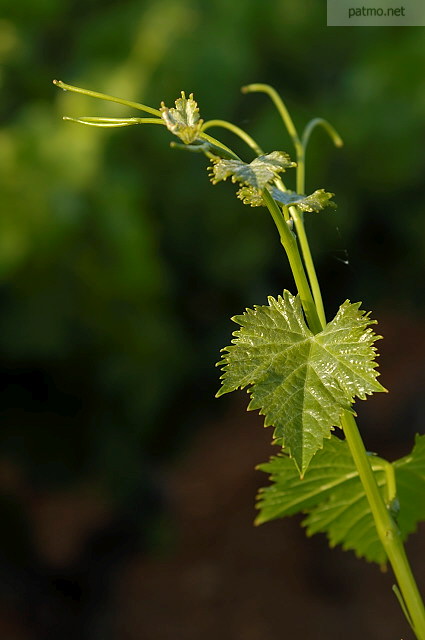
top-left (54, 78), bottom-right (425, 640)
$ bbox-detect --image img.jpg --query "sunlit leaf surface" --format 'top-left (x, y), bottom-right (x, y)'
top-left (270, 187), bottom-right (336, 212)
top-left (209, 152), bottom-right (296, 190)
top-left (236, 185), bottom-right (335, 212)
top-left (217, 291), bottom-right (386, 474)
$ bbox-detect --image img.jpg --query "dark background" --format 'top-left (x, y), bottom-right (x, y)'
top-left (0, 1), bottom-right (425, 638)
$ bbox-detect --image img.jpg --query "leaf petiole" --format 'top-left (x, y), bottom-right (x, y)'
top-left (288, 204), bottom-right (327, 327)
top-left (262, 190), bottom-right (322, 335)
top-left (201, 119), bottom-right (264, 156)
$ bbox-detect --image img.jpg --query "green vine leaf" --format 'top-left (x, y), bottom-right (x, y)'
top-left (256, 434), bottom-right (425, 565)
top-left (270, 187), bottom-right (336, 212)
top-left (217, 291), bottom-right (386, 475)
top-left (236, 185), bottom-right (335, 212)
top-left (209, 151), bottom-right (296, 190)
top-left (160, 92), bottom-right (203, 144)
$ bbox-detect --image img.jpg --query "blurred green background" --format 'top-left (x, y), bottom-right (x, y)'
top-left (1, 1), bottom-right (425, 639)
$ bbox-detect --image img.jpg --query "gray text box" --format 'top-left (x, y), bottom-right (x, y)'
top-left (327, 0), bottom-right (425, 25)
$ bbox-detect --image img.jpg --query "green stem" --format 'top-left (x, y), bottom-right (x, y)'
top-left (201, 119), bottom-right (264, 156)
top-left (289, 205), bottom-right (327, 327)
top-left (393, 585), bottom-right (416, 633)
top-left (341, 411), bottom-right (425, 639)
top-left (263, 191), bottom-right (322, 334)
top-left (296, 146), bottom-right (306, 195)
top-left (198, 131), bottom-right (240, 159)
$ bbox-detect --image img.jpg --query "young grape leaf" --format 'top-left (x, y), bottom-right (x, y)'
top-left (270, 187), bottom-right (336, 212)
top-left (236, 185), bottom-right (335, 212)
top-left (160, 92), bottom-right (203, 144)
top-left (217, 291), bottom-right (386, 475)
top-left (236, 185), bottom-right (265, 207)
top-left (209, 152), bottom-right (296, 190)
top-left (257, 436), bottom-right (387, 563)
top-left (256, 434), bottom-right (425, 565)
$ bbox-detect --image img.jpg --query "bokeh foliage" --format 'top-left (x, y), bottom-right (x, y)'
top-left (1, 0), bottom-right (425, 499)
